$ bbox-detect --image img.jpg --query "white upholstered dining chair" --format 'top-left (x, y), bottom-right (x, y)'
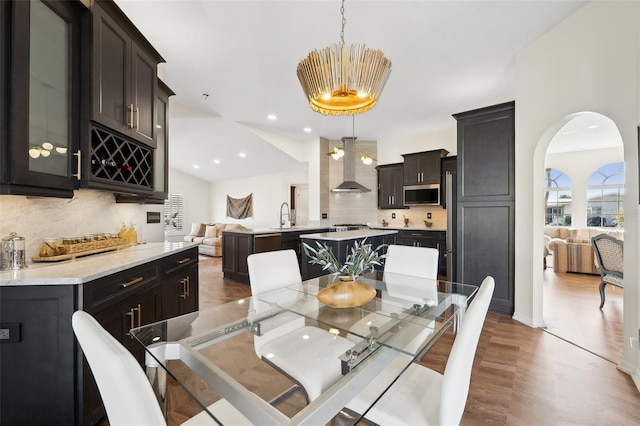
top-left (247, 249), bottom-right (354, 402)
top-left (346, 276), bottom-right (495, 426)
top-left (383, 244), bottom-right (440, 279)
top-left (72, 310), bottom-right (252, 426)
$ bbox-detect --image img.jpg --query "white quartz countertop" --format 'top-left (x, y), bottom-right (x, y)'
top-left (370, 226), bottom-right (448, 232)
top-left (0, 242), bottom-right (198, 286)
top-left (223, 225), bottom-right (332, 235)
top-left (300, 229), bottom-right (398, 241)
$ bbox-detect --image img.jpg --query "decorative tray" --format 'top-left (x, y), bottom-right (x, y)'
top-left (32, 239), bottom-right (131, 262)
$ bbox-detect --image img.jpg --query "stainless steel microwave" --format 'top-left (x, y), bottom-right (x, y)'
top-left (404, 184), bottom-right (440, 205)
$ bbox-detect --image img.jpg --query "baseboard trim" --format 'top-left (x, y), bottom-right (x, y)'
top-left (512, 312), bottom-right (546, 328)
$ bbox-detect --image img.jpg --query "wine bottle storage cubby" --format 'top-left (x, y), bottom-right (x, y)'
top-left (90, 126), bottom-right (153, 189)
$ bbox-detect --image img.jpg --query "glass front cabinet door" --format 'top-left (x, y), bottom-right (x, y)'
top-left (2, 0), bottom-right (83, 198)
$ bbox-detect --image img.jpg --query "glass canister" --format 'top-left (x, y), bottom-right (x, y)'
top-left (1, 232), bottom-right (28, 270)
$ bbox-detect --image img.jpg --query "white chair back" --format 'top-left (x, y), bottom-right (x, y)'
top-left (440, 276), bottom-right (495, 425)
top-left (247, 249), bottom-right (302, 295)
top-left (383, 244), bottom-right (439, 279)
top-left (72, 310), bottom-right (166, 426)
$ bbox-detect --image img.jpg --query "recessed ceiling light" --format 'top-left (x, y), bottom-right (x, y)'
top-left (303, 127), bottom-right (312, 133)
top-left (193, 165), bottom-right (200, 169)
top-left (239, 152), bottom-right (246, 158)
top-left (213, 159), bottom-right (220, 164)
top-left (588, 125), bottom-right (599, 129)
top-left (268, 114), bottom-right (277, 120)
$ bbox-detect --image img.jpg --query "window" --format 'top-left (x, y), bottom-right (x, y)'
top-left (544, 168), bottom-right (572, 226)
top-left (164, 194), bottom-right (184, 233)
top-left (586, 162), bottom-right (624, 227)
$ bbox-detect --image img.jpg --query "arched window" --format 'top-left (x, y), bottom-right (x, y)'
top-left (586, 162), bottom-right (624, 227)
top-left (544, 168), bottom-right (572, 226)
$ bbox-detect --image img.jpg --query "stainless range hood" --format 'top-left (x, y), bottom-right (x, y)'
top-left (331, 137), bottom-right (371, 193)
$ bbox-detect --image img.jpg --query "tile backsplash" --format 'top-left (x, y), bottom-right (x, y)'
top-left (376, 205), bottom-right (448, 229)
top-left (0, 190), bottom-right (164, 263)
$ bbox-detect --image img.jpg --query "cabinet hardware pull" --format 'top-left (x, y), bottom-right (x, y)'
top-left (128, 104), bottom-right (134, 128)
top-left (177, 258), bottom-right (191, 264)
top-left (73, 150), bottom-right (81, 180)
top-left (180, 278), bottom-right (187, 299)
top-left (122, 277), bottom-right (144, 288)
top-left (136, 107), bottom-right (140, 131)
top-left (186, 276), bottom-right (190, 298)
top-left (135, 304), bottom-right (141, 328)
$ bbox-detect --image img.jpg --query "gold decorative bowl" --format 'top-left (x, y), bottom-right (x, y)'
top-left (317, 277), bottom-right (376, 309)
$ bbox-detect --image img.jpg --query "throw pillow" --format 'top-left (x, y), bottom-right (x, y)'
top-left (214, 223), bottom-right (227, 238)
top-left (204, 225), bottom-right (216, 238)
top-left (189, 223), bottom-right (206, 237)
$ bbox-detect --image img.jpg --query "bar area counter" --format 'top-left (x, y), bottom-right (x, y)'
top-left (0, 242), bottom-right (200, 425)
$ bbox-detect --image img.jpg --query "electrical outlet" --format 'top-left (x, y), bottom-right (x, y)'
top-left (0, 323), bottom-right (21, 343)
top-left (391, 213), bottom-right (396, 219)
top-left (427, 213), bottom-right (432, 219)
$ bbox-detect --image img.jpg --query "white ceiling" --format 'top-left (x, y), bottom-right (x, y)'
top-left (114, 0), bottom-right (588, 183)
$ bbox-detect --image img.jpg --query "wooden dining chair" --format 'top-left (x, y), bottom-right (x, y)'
top-left (247, 249), bottom-right (354, 401)
top-left (72, 310), bottom-right (252, 425)
top-left (346, 276), bottom-right (495, 425)
top-left (384, 244), bottom-right (439, 279)
top-left (592, 234), bottom-right (624, 309)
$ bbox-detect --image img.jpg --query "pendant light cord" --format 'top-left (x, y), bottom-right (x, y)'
top-left (340, 0), bottom-right (346, 47)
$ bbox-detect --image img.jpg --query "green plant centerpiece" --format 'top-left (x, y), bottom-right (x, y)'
top-left (303, 238), bottom-right (387, 308)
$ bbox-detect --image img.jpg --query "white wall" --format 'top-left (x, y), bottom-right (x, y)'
top-left (377, 126), bottom-right (457, 165)
top-left (167, 167), bottom-right (212, 240)
top-left (514, 0), bottom-right (639, 384)
top-left (210, 170), bottom-right (309, 228)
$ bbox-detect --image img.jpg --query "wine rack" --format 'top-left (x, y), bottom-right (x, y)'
top-left (90, 126), bottom-right (153, 189)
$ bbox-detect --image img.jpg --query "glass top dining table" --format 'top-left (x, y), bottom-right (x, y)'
top-left (130, 271), bottom-right (478, 425)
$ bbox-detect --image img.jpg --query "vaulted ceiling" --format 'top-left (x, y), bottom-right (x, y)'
top-left (115, 0), bottom-right (588, 183)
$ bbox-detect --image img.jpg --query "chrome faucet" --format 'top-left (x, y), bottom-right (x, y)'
top-left (279, 202), bottom-right (290, 228)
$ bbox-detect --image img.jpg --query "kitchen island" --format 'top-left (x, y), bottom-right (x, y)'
top-left (300, 229), bottom-right (398, 280)
top-left (0, 242), bottom-right (199, 425)
top-left (222, 225), bottom-right (332, 284)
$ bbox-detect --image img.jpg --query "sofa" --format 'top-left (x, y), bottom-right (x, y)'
top-left (183, 222), bottom-right (245, 257)
top-left (544, 226), bottom-right (624, 274)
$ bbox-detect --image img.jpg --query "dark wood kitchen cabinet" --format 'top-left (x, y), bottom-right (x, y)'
top-left (161, 248), bottom-right (199, 318)
top-left (116, 79), bottom-right (174, 204)
top-left (396, 229), bottom-right (447, 276)
top-left (377, 163), bottom-right (405, 209)
top-left (402, 149), bottom-right (449, 186)
top-left (453, 101), bottom-right (515, 315)
top-left (0, 0), bottom-right (85, 198)
top-left (89, 1), bottom-right (163, 147)
top-left (223, 231), bottom-right (254, 284)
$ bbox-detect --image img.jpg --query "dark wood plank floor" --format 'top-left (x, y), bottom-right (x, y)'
top-left (167, 255), bottom-right (640, 425)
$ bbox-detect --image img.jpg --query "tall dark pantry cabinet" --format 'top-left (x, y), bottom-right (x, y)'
top-left (453, 102), bottom-right (515, 314)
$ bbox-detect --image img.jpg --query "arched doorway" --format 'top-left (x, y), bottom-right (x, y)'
top-left (540, 112), bottom-right (624, 362)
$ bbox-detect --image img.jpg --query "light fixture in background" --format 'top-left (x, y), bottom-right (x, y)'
top-left (297, 0), bottom-right (391, 116)
top-left (326, 116), bottom-right (376, 165)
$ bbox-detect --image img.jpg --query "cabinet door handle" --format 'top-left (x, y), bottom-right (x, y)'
top-left (128, 104), bottom-right (135, 128)
top-left (136, 107), bottom-right (140, 131)
top-left (73, 150), bottom-right (81, 180)
top-left (126, 304), bottom-right (141, 337)
top-left (177, 257), bottom-right (191, 264)
top-left (180, 278), bottom-right (188, 299)
top-left (185, 276), bottom-right (190, 298)
top-left (122, 277), bottom-right (144, 288)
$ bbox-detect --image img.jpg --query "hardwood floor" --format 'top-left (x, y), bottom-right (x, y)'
top-left (167, 255), bottom-right (640, 425)
top-left (542, 256), bottom-right (623, 363)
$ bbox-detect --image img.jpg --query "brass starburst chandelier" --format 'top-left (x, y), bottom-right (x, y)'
top-left (297, 0), bottom-right (392, 116)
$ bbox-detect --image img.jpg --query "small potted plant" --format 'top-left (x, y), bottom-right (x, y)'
top-left (302, 238), bottom-right (387, 308)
